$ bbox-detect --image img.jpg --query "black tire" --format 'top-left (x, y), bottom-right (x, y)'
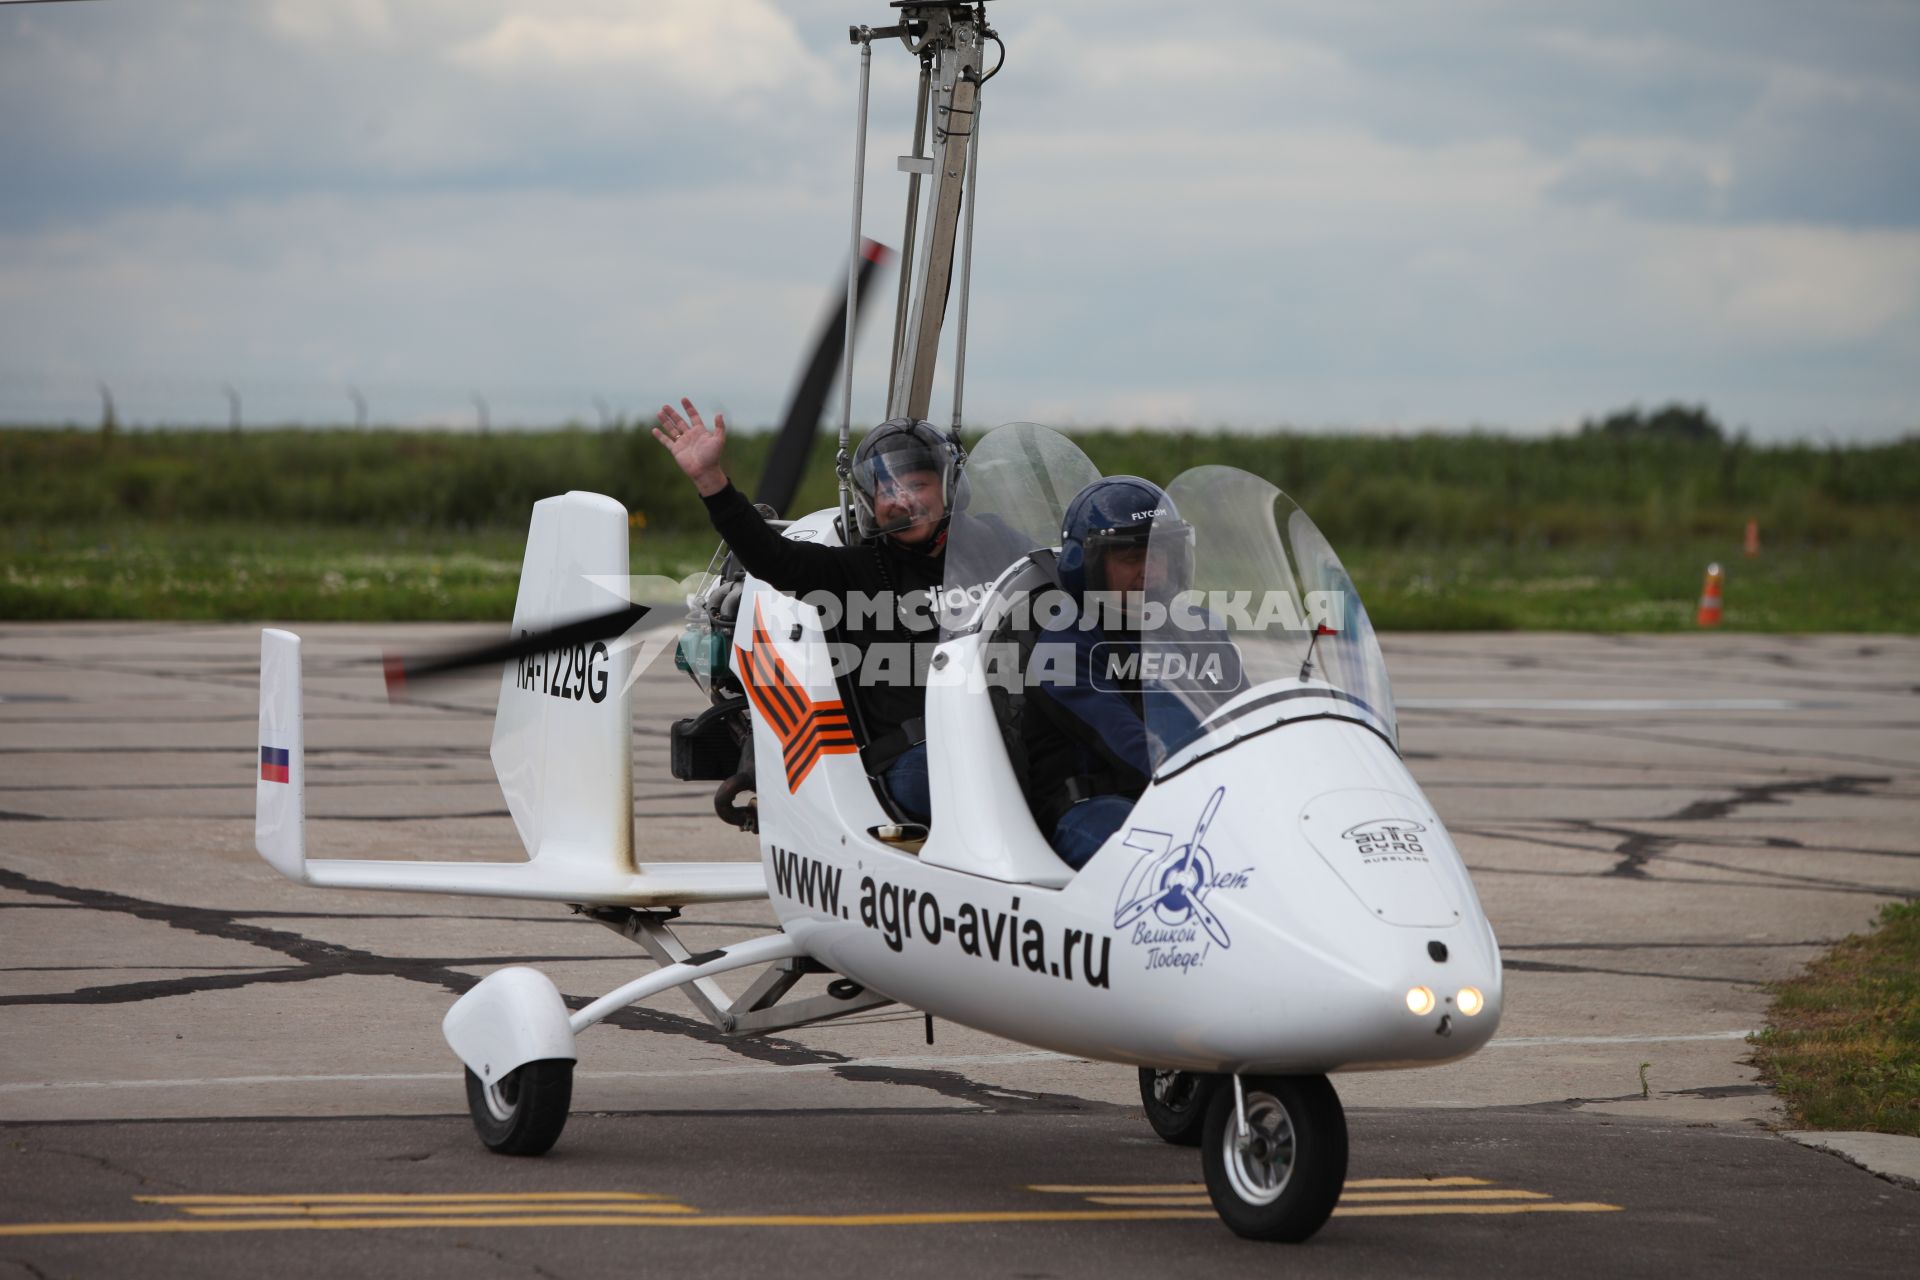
top-left (1138, 1068), bottom-right (1219, 1147)
top-left (1201, 1073), bottom-right (1347, 1242)
top-left (463, 1060), bottom-right (574, 1157)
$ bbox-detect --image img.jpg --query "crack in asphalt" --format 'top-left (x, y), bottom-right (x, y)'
top-left (1450, 773), bottom-right (1897, 885)
top-left (31, 1144), bottom-right (188, 1193)
top-left (1664, 774), bottom-right (1892, 824)
top-left (1598, 773), bottom-right (1891, 878)
top-left (448, 1240), bottom-right (568, 1280)
top-left (1501, 940), bottom-right (1836, 952)
top-left (1500, 959), bottom-right (1755, 986)
top-left (1470, 865), bottom-right (1901, 897)
top-left (0, 867), bottom-right (1096, 1115)
top-left (0, 902), bottom-right (774, 929)
top-left (0, 952), bottom-right (761, 1007)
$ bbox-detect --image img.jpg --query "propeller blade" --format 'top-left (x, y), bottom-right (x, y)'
top-left (1174, 786), bottom-right (1226, 877)
top-left (1113, 888), bottom-right (1165, 931)
top-left (753, 238), bottom-right (892, 518)
top-left (382, 602), bottom-right (654, 699)
top-left (1186, 889), bottom-right (1232, 949)
top-left (386, 242), bottom-right (888, 698)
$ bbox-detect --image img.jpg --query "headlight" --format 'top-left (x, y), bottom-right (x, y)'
top-left (1456, 987), bottom-right (1485, 1017)
top-left (1405, 986), bottom-right (1436, 1016)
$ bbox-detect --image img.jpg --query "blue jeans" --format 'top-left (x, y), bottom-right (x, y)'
top-left (882, 743), bottom-right (931, 824)
top-left (1051, 796), bottom-right (1135, 870)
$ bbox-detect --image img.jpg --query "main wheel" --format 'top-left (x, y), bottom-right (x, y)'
top-left (1201, 1073), bottom-right (1347, 1242)
top-left (1138, 1068), bottom-right (1219, 1146)
top-left (463, 1060), bottom-right (574, 1157)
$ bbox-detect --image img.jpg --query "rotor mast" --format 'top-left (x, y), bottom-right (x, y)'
top-left (845, 2), bottom-right (996, 439)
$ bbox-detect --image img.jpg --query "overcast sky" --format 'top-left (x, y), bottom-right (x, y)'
top-left (3, 0), bottom-right (1916, 439)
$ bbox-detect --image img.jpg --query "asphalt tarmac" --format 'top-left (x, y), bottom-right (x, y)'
top-left (2, 624), bottom-right (1917, 1277)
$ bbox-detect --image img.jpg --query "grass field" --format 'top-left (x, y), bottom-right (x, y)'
top-left (5, 520), bottom-right (1909, 631)
top-left (3, 424), bottom-right (1915, 628)
top-left (1751, 901), bottom-right (1920, 1137)
top-left (0, 522), bottom-right (716, 622)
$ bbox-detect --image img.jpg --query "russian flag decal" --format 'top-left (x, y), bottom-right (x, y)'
top-left (259, 745), bottom-right (290, 784)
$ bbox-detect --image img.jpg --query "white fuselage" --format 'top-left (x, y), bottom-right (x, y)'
top-left (737, 515), bottom-right (1502, 1074)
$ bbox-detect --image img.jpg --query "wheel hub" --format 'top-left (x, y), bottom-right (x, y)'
top-left (1224, 1092), bottom-right (1296, 1206)
top-left (482, 1071), bottom-right (520, 1123)
top-left (1152, 1070), bottom-right (1193, 1109)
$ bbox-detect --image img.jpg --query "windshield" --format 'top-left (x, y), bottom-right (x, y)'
top-left (939, 422), bottom-right (1101, 636)
top-left (1140, 465), bottom-right (1396, 770)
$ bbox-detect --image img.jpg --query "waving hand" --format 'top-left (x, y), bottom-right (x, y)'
top-left (654, 398), bottom-right (730, 497)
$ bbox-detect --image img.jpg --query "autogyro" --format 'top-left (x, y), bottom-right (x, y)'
top-left (253, 3), bottom-right (1502, 1242)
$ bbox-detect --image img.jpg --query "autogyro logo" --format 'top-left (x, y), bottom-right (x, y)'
top-left (1341, 819), bottom-right (1429, 864)
top-left (1112, 787), bottom-right (1252, 975)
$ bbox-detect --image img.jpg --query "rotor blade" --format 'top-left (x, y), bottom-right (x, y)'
top-left (753, 239), bottom-right (892, 518)
top-left (382, 603), bottom-right (654, 698)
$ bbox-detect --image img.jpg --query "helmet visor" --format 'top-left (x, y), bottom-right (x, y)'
top-left (1084, 521), bottom-right (1193, 600)
top-left (850, 436), bottom-right (953, 539)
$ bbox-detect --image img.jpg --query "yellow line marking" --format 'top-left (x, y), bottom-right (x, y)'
top-left (1028, 1176), bottom-right (1494, 1195)
top-left (1346, 1190), bottom-right (1551, 1203)
top-left (180, 1204), bottom-right (697, 1218)
top-left (0, 1202), bottom-right (1627, 1239)
top-left (1083, 1190), bottom-right (1551, 1208)
top-left (137, 1192), bottom-right (668, 1205)
top-left (1336, 1203), bottom-right (1622, 1218)
top-left (0, 1210), bottom-right (1222, 1238)
top-left (1027, 1184), bottom-right (1204, 1194)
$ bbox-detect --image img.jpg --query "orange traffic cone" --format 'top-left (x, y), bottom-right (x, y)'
top-left (1744, 520), bottom-right (1760, 557)
top-left (1696, 563), bottom-right (1724, 627)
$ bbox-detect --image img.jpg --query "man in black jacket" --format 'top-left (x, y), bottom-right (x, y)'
top-left (654, 398), bottom-right (955, 823)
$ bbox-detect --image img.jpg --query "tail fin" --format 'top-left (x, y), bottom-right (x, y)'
top-left (246, 494), bottom-right (764, 908)
top-left (490, 491), bottom-right (635, 874)
top-left (255, 628), bottom-right (308, 882)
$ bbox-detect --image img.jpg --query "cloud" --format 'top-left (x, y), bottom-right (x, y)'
top-left (2, 0), bottom-right (1916, 439)
top-left (447, 1), bottom-right (834, 105)
top-left (268, 0), bottom-right (395, 46)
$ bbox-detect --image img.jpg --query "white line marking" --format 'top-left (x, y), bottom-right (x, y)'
top-left (1397, 698), bottom-right (1828, 712)
top-left (0, 1050), bottom-right (1077, 1095)
top-left (0, 1037), bottom-right (1762, 1095)
top-left (1486, 1030), bottom-right (1757, 1048)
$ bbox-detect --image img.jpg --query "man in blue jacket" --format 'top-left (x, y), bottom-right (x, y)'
top-left (1020, 476), bottom-right (1195, 868)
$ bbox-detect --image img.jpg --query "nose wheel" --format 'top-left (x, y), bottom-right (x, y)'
top-left (463, 1059), bottom-right (574, 1156)
top-left (1201, 1073), bottom-right (1346, 1241)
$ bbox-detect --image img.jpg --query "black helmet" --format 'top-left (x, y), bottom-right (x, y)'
top-left (1058, 475), bottom-right (1193, 602)
top-left (848, 417), bottom-right (961, 542)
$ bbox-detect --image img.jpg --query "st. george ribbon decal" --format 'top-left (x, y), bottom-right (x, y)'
top-left (735, 600), bottom-right (859, 790)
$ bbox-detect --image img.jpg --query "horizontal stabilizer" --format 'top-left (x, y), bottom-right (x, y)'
top-left (253, 625), bottom-right (766, 907)
top-left (301, 857), bottom-right (766, 907)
